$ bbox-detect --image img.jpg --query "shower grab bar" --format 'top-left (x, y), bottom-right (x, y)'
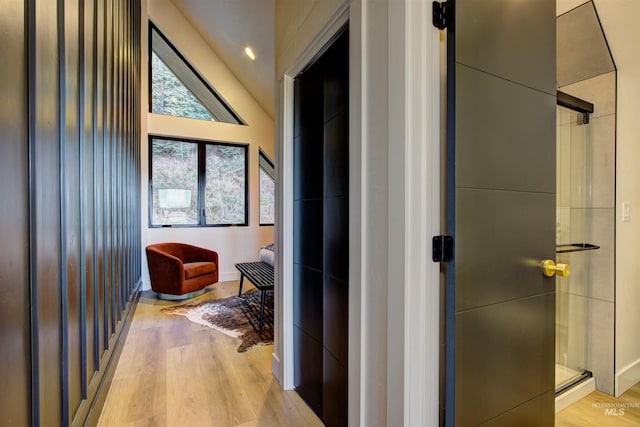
top-left (556, 243), bottom-right (600, 253)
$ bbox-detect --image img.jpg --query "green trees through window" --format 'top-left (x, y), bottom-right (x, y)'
top-left (150, 23), bottom-right (243, 124)
top-left (259, 151), bottom-right (275, 225)
top-left (150, 136), bottom-right (247, 227)
top-left (205, 145), bottom-right (247, 225)
top-left (151, 52), bottom-right (214, 120)
top-left (151, 139), bottom-right (198, 225)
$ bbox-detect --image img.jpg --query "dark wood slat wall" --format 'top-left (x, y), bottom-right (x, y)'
top-left (0, 1), bottom-right (141, 426)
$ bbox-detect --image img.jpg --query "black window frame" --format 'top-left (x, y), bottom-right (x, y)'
top-left (259, 149), bottom-right (275, 226)
top-left (148, 135), bottom-right (249, 228)
top-left (148, 21), bottom-right (246, 125)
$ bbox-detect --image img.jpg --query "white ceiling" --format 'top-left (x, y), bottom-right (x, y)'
top-left (172, 0), bottom-right (275, 119)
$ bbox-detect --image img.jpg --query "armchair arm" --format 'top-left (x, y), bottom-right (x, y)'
top-left (146, 246), bottom-right (185, 294)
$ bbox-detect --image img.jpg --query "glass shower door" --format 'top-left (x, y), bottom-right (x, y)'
top-left (555, 105), bottom-right (595, 393)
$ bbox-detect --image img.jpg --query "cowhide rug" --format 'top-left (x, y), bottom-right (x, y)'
top-left (161, 289), bottom-right (273, 352)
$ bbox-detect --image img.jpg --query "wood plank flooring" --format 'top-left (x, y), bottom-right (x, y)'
top-left (98, 281), bottom-right (323, 427)
top-left (556, 382), bottom-right (640, 426)
top-left (99, 279), bottom-right (640, 426)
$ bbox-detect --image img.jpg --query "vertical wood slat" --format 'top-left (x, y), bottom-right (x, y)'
top-left (82, 0), bottom-right (96, 398)
top-left (0, 1), bottom-right (31, 425)
top-left (27, 1), bottom-right (40, 424)
top-left (79, 0), bottom-right (89, 401)
top-left (58, 0), bottom-right (70, 422)
top-left (101, 0), bottom-right (110, 356)
top-left (95, 0), bottom-right (106, 365)
top-left (106, 0), bottom-right (114, 340)
top-left (115, 0), bottom-right (121, 325)
top-left (104, 0), bottom-right (111, 343)
top-left (90, 0), bottom-right (101, 377)
top-left (120, 0), bottom-right (125, 319)
top-left (34, 0), bottom-right (64, 424)
top-left (62, 0), bottom-right (83, 419)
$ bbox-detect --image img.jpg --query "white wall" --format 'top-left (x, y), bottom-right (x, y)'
top-left (141, 0), bottom-right (275, 288)
top-left (595, 0), bottom-right (640, 396)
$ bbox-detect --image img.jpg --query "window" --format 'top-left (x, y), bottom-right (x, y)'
top-left (150, 136), bottom-right (248, 227)
top-left (259, 150), bottom-right (275, 225)
top-left (149, 23), bottom-right (244, 125)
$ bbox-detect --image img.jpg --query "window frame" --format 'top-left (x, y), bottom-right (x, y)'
top-left (148, 135), bottom-right (249, 228)
top-left (148, 21), bottom-right (245, 125)
top-left (259, 149), bottom-right (275, 226)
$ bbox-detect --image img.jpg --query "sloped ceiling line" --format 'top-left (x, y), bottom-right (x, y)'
top-left (172, 0), bottom-right (275, 119)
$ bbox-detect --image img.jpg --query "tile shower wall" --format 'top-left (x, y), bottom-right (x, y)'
top-left (557, 71), bottom-right (616, 394)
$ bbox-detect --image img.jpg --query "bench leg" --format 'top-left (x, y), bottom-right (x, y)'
top-left (259, 290), bottom-right (266, 330)
top-left (238, 274), bottom-right (245, 296)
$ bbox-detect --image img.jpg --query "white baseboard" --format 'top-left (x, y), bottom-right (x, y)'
top-left (272, 352), bottom-right (282, 384)
top-left (616, 357), bottom-right (640, 396)
top-left (555, 377), bottom-right (596, 412)
top-left (219, 271), bottom-right (241, 283)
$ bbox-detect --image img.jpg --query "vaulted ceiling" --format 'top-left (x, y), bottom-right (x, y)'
top-left (172, 0), bottom-right (275, 119)
top-left (171, 0), bottom-right (639, 122)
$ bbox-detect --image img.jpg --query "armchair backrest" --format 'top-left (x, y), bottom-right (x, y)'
top-left (146, 242), bottom-right (218, 264)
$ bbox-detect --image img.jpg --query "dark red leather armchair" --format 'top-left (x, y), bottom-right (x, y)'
top-left (146, 243), bottom-right (219, 299)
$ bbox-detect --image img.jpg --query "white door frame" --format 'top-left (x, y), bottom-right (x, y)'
top-left (274, 1), bottom-right (442, 425)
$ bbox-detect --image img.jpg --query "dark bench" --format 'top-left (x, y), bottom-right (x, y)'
top-left (235, 261), bottom-right (274, 330)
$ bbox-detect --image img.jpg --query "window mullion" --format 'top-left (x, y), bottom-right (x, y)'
top-left (198, 142), bottom-right (206, 225)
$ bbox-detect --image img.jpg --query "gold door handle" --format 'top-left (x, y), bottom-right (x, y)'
top-left (542, 260), bottom-right (570, 277)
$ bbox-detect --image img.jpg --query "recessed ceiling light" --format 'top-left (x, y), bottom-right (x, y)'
top-left (244, 47), bottom-right (256, 60)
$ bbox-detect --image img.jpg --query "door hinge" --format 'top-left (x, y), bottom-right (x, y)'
top-left (432, 235), bottom-right (454, 263)
top-left (432, 1), bottom-right (450, 30)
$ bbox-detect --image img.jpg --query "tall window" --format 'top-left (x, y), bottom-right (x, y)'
top-left (149, 22), bottom-right (244, 125)
top-left (259, 150), bottom-right (275, 225)
top-left (150, 136), bottom-right (248, 227)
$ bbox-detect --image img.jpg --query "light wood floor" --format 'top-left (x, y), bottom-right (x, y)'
top-left (98, 280), bottom-right (323, 427)
top-left (99, 280), bottom-right (640, 426)
top-left (556, 382), bottom-right (640, 426)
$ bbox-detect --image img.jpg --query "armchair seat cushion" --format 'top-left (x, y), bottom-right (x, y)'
top-left (184, 261), bottom-right (217, 279)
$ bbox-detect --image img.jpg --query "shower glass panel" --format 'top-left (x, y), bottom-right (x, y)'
top-left (555, 105), bottom-right (593, 392)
